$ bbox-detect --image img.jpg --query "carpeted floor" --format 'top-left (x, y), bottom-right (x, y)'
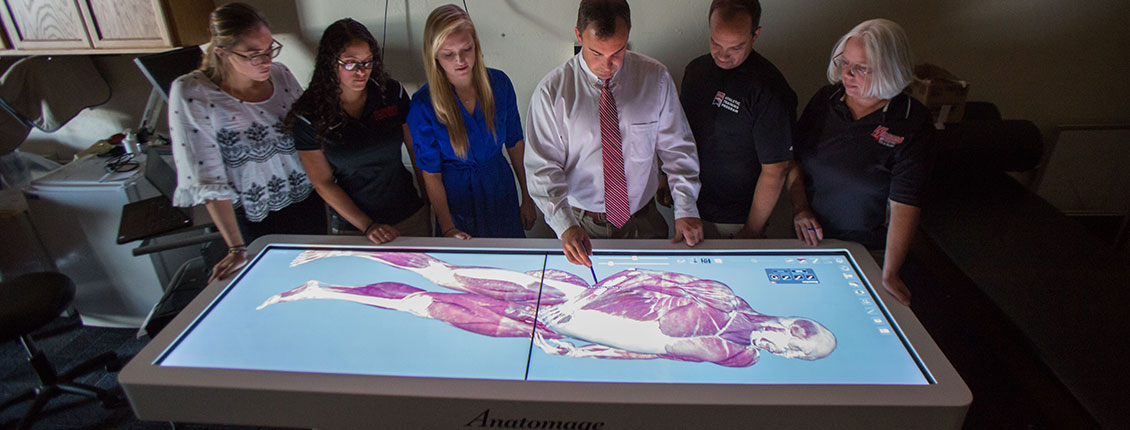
top-left (0, 315), bottom-right (141, 430)
top-left (0, 315), bottom-right (284, 430)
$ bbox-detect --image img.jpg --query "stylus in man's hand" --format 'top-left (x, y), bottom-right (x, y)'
top-left (590, 265), bottom-right (598, 284)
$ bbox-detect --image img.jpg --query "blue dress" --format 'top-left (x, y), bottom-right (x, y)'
top-left (408, 68), bottom-right (525, 238)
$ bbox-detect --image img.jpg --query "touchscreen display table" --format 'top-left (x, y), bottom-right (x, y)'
top-left (120, 237), bottom-right (969, 429)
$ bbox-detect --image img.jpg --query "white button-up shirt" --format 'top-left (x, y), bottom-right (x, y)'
top-left (525, 51), bottom-right (701, 236)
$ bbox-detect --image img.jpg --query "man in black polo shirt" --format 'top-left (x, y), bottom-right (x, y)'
top-left (672, 0), bottom-right (796, 239)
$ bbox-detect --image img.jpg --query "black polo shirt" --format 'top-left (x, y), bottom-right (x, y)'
top-left (681, 51), bottom-right (797, 224)
top-left (794, 84), bottom-right (933, 249)
top-left (293, 78), bottom-right (423, 229)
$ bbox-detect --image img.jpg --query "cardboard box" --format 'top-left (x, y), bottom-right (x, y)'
top-left (909, 64), bottom-right (970, 124)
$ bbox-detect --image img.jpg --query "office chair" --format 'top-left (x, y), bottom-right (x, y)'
top-left (0, 272), bottom-right (121, 429)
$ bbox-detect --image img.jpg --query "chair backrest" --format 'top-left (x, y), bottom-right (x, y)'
top-left (0, 272), bottom-right (75, 343)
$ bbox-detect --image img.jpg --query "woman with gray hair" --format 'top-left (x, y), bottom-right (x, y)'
top-left (786, 19), bottom-right (933, 306)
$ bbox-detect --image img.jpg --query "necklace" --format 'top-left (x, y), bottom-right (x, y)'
top-left (456, 88), bottom-right (476, 112)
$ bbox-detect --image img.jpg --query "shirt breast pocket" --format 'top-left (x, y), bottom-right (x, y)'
top-left (624, 122), bottom-right (659, 164)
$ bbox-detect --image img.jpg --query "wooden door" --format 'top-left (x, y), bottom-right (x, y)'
top-left (0, 0), bottom-right (92, 49)
top-left (79, 0), bottom-right (169, 49)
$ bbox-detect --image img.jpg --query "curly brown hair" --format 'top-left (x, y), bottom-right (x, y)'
top-left (285, 18), bottom-right (388, 146)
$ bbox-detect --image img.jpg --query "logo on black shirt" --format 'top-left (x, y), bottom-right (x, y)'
top-left (871, 125), bottom-right (905, 147)
top-left (712, 91), bottom-right (741, 114)
top-left (372, 106), bottom-right (399, 122)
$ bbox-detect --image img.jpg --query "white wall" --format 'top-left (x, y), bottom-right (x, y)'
top-left (19, 54), bottom-right (154, 161)
top-left (254, 0), bottom-right (1130, 138)
top-left (22, 0), bottom-right (1130, 158)
top-left (15, 0), bottom-right (1130, 218)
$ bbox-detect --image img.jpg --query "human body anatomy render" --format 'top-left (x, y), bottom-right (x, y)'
top-left (258, 250), bottom-right (836, 367)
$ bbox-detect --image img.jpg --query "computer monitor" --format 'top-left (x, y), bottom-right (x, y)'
top-left (133, 46), bottom-right (203, 143)
top-left (133, 46), bottom-right (203, 102)
top-left (143, 146), bottom-right (178, 201)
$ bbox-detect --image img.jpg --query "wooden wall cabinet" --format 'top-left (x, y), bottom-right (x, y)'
top-left (0, 0), bottom-right (212, 54)
top-left (0, 0), bottom-right (89, 50)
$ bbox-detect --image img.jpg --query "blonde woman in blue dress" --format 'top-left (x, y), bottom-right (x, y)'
top-left (407, 4), bottom-right (536, 239)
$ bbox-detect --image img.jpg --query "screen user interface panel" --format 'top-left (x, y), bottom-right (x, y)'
top-left (158, 246), bottom-right (931, 385)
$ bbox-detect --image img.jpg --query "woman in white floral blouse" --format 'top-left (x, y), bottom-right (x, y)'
top-left (169, 2), bottom-right (325, 281)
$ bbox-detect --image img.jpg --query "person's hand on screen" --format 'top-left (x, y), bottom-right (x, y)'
top-left (443, 227), bottom-right (472, 240)
top-left (561, 225), bottom-right (593, 266)
top-left (364, 223), bottom-right (400, 245)
top-left (793, 209), bottom-right (823, 246)
top-left (672, 217), bottom-right (704, 247)
top-left (520, 198), bottom-right (537, 230)
top-left (883, 274), bottom-right (911, 306)
top-left (209, 251), bottom-right (248, 283)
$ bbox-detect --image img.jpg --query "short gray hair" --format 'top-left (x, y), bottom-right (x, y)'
top-left (825, 19), bottom-right (914, 100)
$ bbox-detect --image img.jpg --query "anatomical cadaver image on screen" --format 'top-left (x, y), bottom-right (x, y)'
top-left (258, 250), bottom-right (837, 367)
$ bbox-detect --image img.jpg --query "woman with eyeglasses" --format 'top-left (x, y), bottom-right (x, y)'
top-left (786, 19), bottom-right (933, 306)
top-left (407, 4), bottom-right (536, 240)
top-left (285, 19), bottom-right (429, 244)
top-left (169, 2), bottom-right (325, 282)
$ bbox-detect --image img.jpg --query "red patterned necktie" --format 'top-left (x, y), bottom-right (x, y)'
top-left (600, 78), bottom-right (630, 228)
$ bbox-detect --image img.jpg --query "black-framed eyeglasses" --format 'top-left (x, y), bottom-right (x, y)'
top-left (104, 153), bottom-right (138, 173)
top-left (228, 39), bottom-right (283, 66)
top-left (337, 59), bottom-right (375, 72)
top-left (833, 55), bottom-right (871, 77)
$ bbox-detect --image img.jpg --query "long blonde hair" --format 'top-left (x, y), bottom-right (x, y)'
top-left (198, 2), bottom-right (270, 85)
top-left (422, 4), bottom-right (495, 159)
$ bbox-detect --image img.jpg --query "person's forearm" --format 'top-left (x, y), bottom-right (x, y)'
top-left (883, 201), bottom-right (921, 280)
top-left (313, 182), bottom-right (372, 231)
top-left (786, 162), bottom-right (811, 213)
top-left (204, 200), bottom-right (244, 247)
top-left (524, 138), bottom-right (577, 235)
top-left (403, 125), bottom-right (428, 202)
top-left (422, 172), bottom-right (457, 233)
top-left (412, 168), bottom-right (428, 202)
top-left (659, 163), bottom-right (700, 219)
top-left (506, 141), bottom-right (533, 202)
top-left (526, 91), bottom-right (579, 235)
top-left (656, 74), bottom-right (701, 219)
top-left (525, 163), bottom-right (575, 235)
top-left (744, 164), bottom-right (788, 234)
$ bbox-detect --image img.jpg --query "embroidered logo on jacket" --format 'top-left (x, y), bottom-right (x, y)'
top-left (871, 125), bottom-right (905, 147)
top-left (712, 91), bottom-right (741, 114)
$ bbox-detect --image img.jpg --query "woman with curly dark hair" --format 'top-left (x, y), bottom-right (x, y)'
top-left (286, 18), bottom-right (428, 244)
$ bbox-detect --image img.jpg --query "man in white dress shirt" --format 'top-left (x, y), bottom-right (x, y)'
top-left (526, 0), bottom-right (704, 267)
